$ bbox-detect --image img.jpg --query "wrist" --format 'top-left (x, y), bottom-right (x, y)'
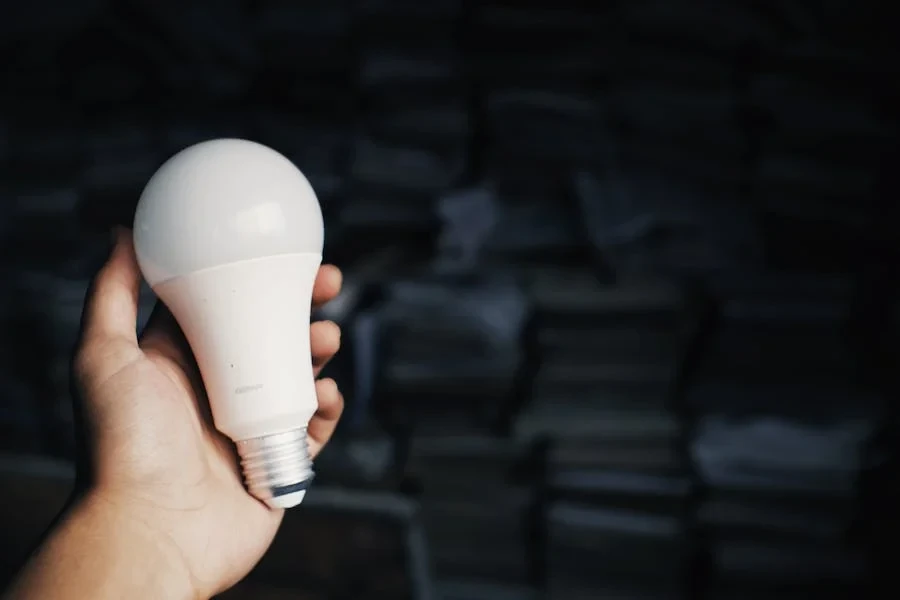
top-left (72, 490), bottom-right (200, 600)
top-left (6, 488), bottom-right (201, 600)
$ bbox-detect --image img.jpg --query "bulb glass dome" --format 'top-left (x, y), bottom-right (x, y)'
top-left (133, 138), bottom-right (324, 286)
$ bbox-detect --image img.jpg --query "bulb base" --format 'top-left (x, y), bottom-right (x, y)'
top-left (236, 428), bottom-right (314, 509)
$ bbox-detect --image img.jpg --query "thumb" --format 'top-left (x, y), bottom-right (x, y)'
top-left (78, 227), bottom-right (142, 349)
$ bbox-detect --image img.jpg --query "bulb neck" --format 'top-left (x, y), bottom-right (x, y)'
top-left (236, 428), bottom-right (314, 509)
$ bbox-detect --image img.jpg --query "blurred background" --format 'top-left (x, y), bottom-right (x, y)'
top-left (0, 1), bottom-right (897, 598)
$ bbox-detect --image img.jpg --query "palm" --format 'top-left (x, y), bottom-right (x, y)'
top-left (82, 340), bottom-right (280, 592)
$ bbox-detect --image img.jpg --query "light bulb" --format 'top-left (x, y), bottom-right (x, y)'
top-left (133, 138), bottom-right (325, 509)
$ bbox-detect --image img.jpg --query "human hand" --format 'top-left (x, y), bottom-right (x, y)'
top-left (69, 228), bottom-right (344, 597)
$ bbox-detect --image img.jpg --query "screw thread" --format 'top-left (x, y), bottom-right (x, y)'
top-left (236, 428), bottom-right (314, 509)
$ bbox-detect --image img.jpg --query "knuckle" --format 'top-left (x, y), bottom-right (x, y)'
top-left (72, 340), bottom-right (108, 383)
top-left (71, 347), bottom-right (94, 381)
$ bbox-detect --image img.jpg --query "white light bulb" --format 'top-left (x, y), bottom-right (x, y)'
top-left (133, 138), bottom-right (325, 509)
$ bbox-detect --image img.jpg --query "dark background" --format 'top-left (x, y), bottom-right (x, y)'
top-left (0, 1), bottom-right (898, 599)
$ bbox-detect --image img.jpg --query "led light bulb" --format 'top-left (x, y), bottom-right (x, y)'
top-left (133, 138), bottom-right (324, 509)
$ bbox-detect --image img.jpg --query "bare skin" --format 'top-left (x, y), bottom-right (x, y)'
top-left (5, 229), bottom-right (345, 599)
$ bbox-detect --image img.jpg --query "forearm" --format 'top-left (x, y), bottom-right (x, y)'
top-left (4, 493), bottom-right (197, 600)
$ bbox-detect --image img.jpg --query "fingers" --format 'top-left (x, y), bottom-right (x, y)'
top-left (311, 320), bottom-right (341, 376)
top-left (312, 265), bottom-right (342, 308)
top-left (307, 378), bottom-right (344, 457)
top-left (310, 320), bottom-right (343, 455)
top-left (78, 228), bottom-right (142, 349)
top-left (311, 265), bottom-right (342, 378)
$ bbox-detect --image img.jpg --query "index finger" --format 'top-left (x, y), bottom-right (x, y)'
top-left (312, 264), bottom-right (342, 308)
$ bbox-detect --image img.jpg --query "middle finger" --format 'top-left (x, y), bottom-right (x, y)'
top-left (311, 320), bottom-right (341, 376)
